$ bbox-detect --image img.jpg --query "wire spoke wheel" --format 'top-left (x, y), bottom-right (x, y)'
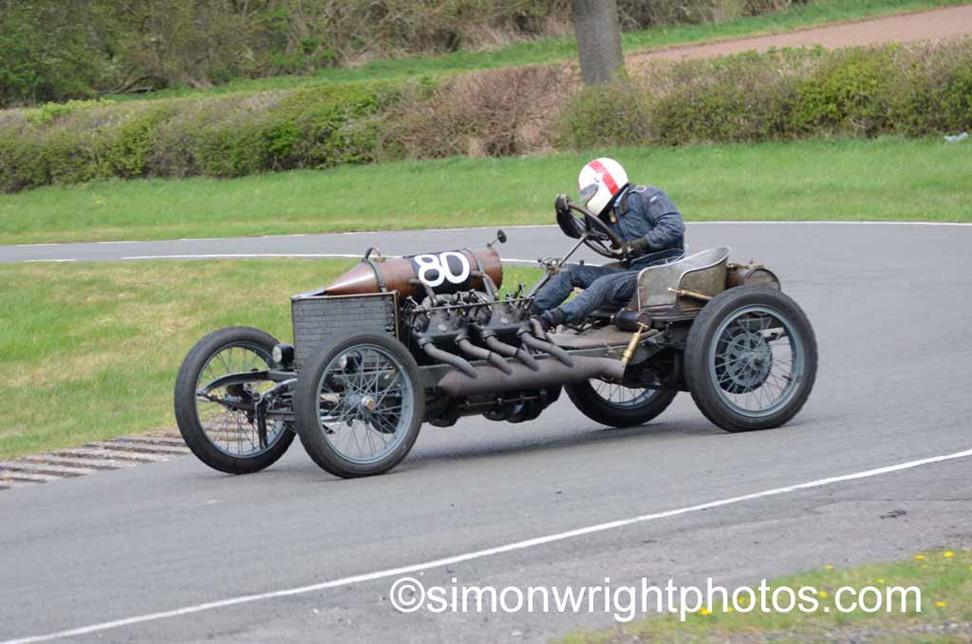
top-left (316, 346), bottom-right (413, 465)
top-left (685, 286), bottom-right (817, 432)
top-left (195, 343), bottom-right (286, 458)
top-left (709, 306), bottom-right (802, 417)
top-left (567, 376), bottom-right (677, 428)
top-left (589, 379), bottom-right (662, 409)
top-left (175, 327), bottom-right (295, 474)
top-left (296, 334), bottom-right (424, 478)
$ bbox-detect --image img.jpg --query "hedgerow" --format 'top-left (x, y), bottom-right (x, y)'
top-left (558, 39), bottom-right (972, 148)
top-left (0, 82), bottom-right (401, 191)
top-left (0, 39), bottom-right (968, 193)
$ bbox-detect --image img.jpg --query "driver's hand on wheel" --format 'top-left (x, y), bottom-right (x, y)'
top-left (554, 194), bottom-right (571, 215)
top-left (622, 237), bottom-right (649, 257)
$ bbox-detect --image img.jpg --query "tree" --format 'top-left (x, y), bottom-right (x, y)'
top-left (570, 0), bottom-right (626, 85)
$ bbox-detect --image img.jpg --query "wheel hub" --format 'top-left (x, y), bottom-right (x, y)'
top-left (345, 393), bottom-right (377, 418)
top-left (717, 330), bottom-right (773, 394)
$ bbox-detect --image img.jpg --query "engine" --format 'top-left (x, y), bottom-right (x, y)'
top-left (297, 244), bottom-right (618, 427)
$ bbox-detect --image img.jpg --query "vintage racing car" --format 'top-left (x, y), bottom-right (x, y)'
top-left (174, 204), bottom-right (817, 478)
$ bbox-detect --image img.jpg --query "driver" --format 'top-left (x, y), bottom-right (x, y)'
top-left (532, 157), bottom-right (685, 330)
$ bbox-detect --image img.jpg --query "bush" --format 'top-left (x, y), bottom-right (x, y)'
top-left (381, 65), bottom-right (571, 158)
top-left (555, 81), bottom-right (654, 149)
top-left (0, 81), bottom-right (400, 191)
top-left (1, 39), bottom-right (969, 193)
top-left (788, 47), bottom-right (894, 136)
top-left (557, 39), bottom-right (972, 148)
top-left (617, 0), bottom-right (806, 29)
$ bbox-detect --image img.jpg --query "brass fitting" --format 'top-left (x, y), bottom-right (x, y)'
top-left (667, 287), bottom-right (713, 302)
top-left (621, 323), bottom-right (649, 365)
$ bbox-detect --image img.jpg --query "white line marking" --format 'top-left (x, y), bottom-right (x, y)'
top-left (6, 446), bottom-right (971, 644)
top-left (336, 224), bottom-right (558, 235)
top-left (120, 253), bottom-right (541, 264)
top-left (8, 220), bottom-right (971, 249)
top-left (691, 220), bottom-right (972, 227)
top-left (22, 258), bottom-right (77, 263)
top-left (121, 253), bottom-right (364, 260)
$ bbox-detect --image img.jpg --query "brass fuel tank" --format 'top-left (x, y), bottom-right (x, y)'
top-left (323, 247), bottom-right (504, 298)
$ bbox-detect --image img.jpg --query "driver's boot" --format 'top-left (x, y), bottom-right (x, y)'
top-left (535, 308), bottom-right (565, 332)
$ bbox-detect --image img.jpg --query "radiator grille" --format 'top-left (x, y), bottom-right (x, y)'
top-left (291, 293), bottom-right (397, 370)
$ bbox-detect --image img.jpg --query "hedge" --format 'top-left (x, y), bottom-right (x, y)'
top-left (0, 38), bottom-right (969, 193)
top-left (558, 39), bottom-right (972, 148)
top-left (0, 82), bottom-right (403, 192)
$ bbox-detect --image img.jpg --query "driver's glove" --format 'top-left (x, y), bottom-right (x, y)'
top-left (554, 194), bottom-right (571, 215)
top-left (622, 237), bottom-right (650, 258)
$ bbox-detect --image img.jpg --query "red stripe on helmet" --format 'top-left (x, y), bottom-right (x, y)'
top-left (588, 159), bottom-right (619, 196)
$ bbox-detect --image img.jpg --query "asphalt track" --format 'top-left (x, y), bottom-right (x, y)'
top-left (1, 222), bottom-right (971, 643)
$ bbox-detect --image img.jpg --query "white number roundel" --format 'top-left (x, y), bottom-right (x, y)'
top-left (414, 252), bottom-right (471, 288)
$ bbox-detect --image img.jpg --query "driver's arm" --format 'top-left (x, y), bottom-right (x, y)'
top-left (631, 189), bottom-right (685, 251)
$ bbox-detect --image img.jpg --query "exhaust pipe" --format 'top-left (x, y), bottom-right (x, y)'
top-left (419, 336), bottom-right (477, 378)
top-left (437, 354), bottom-right (624, 397)
top-left (476, 327), bottom-right (539, 371)
top-left (455, 334), bottom-right (513, 375)
top-left (517, 326), bottom-right (574, 367)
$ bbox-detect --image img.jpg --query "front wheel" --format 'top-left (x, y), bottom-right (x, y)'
top-left (566, 379), bottom-right (677, 428)
top-left (295, 334), bottom-right (425, 479)
top-left (684, 286), bottom-right (817, 432)
top-left (174, 327), bottom-right (295, 474)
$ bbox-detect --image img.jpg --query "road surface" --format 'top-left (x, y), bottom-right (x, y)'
top-left (1, 222), bottom-right (971, 643)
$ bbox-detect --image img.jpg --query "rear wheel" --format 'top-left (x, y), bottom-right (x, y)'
top-left (684, 286), bottom-right (817, 432)
top-left (295, 334), bottom-right (425, 478)
top-left (566, 379), bottom-right (677, 428)
top-left (174, 327), bottom-right (295, 474)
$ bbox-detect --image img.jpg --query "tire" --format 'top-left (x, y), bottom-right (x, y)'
top-left (295, 334), bottom-right (425, 478)
top-left (566, 379), bottom-right (677, 428)
top-left (684, 286), bottom-right (817, 432)
top-left (174, 326), bottom-right (295, 474)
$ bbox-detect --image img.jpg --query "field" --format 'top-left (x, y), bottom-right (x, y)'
top-left (0, 259), bottom-right (540, 460)
top-left (2, 137), bottom-right (969, 245)
top-left (100, 0), bottom-right (966, 102)
top-left (565, 549), bottom-right (972, 642)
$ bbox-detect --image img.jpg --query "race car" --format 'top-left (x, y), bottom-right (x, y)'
top-left (174, 203), bottom-right (817, 478)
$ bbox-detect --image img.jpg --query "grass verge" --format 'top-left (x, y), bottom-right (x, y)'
top-left (564, 549), bottom-right (972, 642)
top-left (100, 0), bottom-right (967, 102)
top-left (0, 259), bottom-right (540, 460)
top-left (1, 137), bottom-right (969, 245)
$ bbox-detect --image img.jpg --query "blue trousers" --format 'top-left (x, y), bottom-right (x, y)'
top-left (532, 264), bottom-right (638, 323)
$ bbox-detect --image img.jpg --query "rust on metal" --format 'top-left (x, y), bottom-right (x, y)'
top-left (322, 246), bottom-right (503, 299)
top-left (725, 263), bottom-right (781, 290)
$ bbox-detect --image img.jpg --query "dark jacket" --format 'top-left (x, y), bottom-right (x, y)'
top-left (606, 185), bottom-right (685, 268)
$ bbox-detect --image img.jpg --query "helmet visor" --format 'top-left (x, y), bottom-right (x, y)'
top-left (579, 183), bottom-right (598, 205)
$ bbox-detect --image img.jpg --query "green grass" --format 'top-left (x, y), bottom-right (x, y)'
top-left (564, 549), bottom-right (972, 642)
top-left (1, 137), bottom-right (968, 245)
top-left (98, 0), bottom-right (966, 103)
top-left (0, 259), bottom-right (542, 459)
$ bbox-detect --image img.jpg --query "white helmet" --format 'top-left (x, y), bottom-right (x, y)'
top-left (578, 157), bottom-right (628, 216)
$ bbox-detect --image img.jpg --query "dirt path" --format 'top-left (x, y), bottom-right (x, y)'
top-left (629, 3), bottom-right (972, 67)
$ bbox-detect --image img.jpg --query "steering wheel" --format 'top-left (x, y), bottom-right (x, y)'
top-left (565, 202), bottom-right (624, 259)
